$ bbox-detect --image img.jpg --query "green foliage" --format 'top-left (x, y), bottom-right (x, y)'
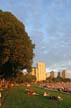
top-left (47, 77), bottom-right (71, 82)
top-left (13, 72), bottom-right (36, 83)
top-left (0, 10), bottom-right (35, 79)
top-left (23, 74), bottom-right (36, 83)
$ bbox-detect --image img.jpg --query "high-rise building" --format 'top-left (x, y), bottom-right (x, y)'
top-left (32, 67), bottom-right (36, 76)
top-left (46, 72), bottom-right (50, 78)
top-left (50, 71), bottom-right (55, 78)
top-left (62, 70), bottom-right (68, 78)
top-left (31, 62), bottom-right (47, 81)
top-left (57, 72), bottom-right (62, 78)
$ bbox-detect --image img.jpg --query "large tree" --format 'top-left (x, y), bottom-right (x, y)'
top-left (0, 10), bottom-right (35, 79)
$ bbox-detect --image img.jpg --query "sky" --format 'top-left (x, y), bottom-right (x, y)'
top-left (0, 0), bottom-right (71, 76)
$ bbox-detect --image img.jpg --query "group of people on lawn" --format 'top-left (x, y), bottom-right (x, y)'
top-left (25, 83), bottom-right (63, 101)
top-left (25, 83), bottom-right (39, 96)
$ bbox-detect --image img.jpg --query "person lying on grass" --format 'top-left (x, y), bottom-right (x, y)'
top-left (49, 95), bottom-right (63, 101)
top-left (57, 95), bottom-right (63, 101)
top-left (28, 90), bottom-right (39, 96)
top-left (43, 91), bottom-right (63, 101)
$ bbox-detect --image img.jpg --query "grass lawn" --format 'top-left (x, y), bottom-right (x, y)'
top-left (2, 85), bottom-right (71, 108)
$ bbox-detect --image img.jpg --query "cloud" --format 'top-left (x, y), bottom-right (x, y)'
top-left (0, 0), bottom-right (71, 74)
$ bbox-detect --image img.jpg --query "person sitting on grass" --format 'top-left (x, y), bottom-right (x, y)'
top-left (43, 91), bottom-right (49, 97)
top-left (25, 83), bottom-right (31, 91)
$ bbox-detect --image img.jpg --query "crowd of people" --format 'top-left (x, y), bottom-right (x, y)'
top-left (0, 80), bottom-right (63, 101)
top-left (25, 83), bottom-right (63, 101)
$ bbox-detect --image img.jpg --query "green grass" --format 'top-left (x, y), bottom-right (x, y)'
top-left (2, 85), bottom-right (71, 108)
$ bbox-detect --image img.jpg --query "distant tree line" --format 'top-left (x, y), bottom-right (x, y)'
top-left (47, 76), bottom-right (71, 82)
top-left (11, 72), bottom-right (36, 83)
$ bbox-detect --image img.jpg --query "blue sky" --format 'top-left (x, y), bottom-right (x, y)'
top-left (0, 0), bottom-right (71, 76)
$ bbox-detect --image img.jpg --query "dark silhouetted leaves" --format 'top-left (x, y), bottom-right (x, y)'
top-left (0, 10), bottom-right (35, 79)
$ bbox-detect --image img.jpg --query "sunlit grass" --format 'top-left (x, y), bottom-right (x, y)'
top-left (3, 85), bottom-right (71, 108)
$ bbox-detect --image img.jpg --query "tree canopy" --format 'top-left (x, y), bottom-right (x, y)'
top-left (0, 10), bottom-right (35, 79)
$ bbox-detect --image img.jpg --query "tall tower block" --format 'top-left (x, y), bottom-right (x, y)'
top-left (62, 70), bottom-right (68, 78)
top-left (36, 62), bottom-right (46, 81)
